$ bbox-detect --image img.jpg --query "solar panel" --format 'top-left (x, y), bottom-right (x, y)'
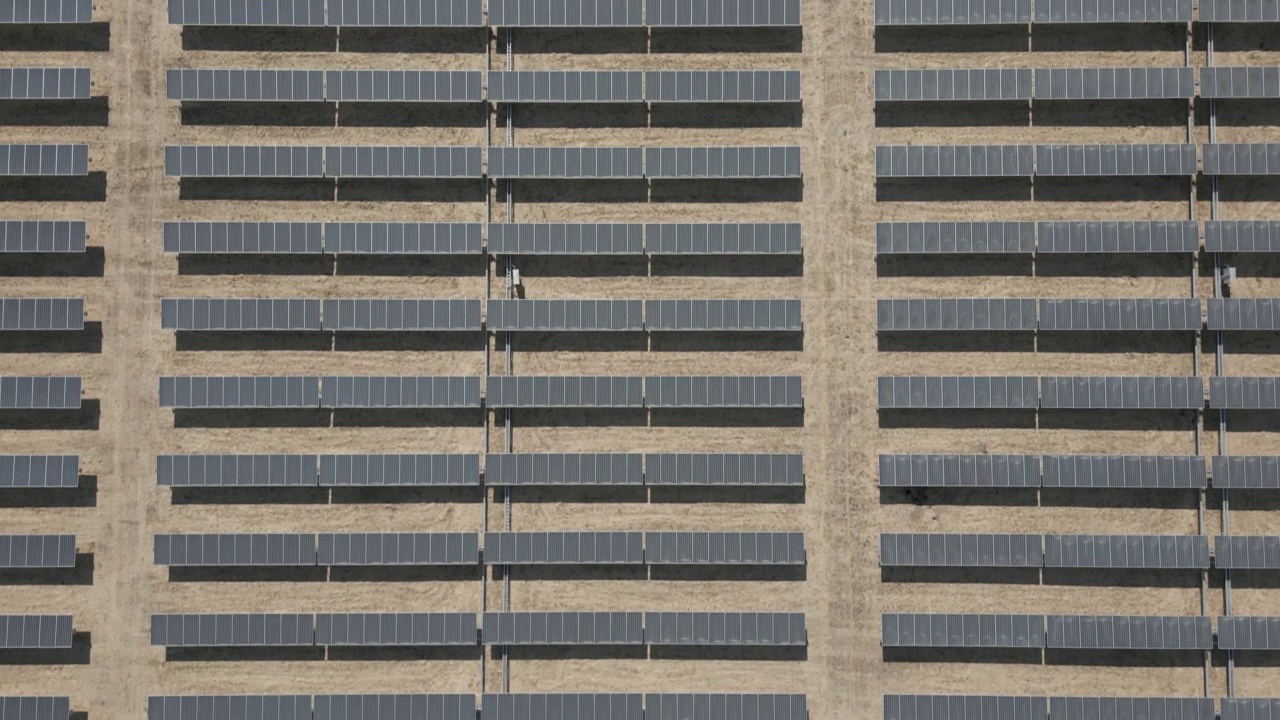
top-left (487, 147), bottom-right (644, 179)
top-left (0, 68), bottom-right (90, 100)
top-left (315, 613), bottom-right (475, 646)
top-left (1209, 377), bottom-right (1280, 409)
top-left (488, 71), bottom-right (644, 103)
top-left (326, 70), bottom-right (482, 102)
top-left (1205, 221), bottom-right (1280, 253)
top-left (875, 69), bottom-right (1032, 102)
top-left (0, 376), bottom-right (81, 409)
top-left (0, 144), bottom-right (88, 176)
top-left (1050, 698), bottom-right (1214, 720)
top-left (150, 614), bottom-right (315, 647)
top-left (1208, 299), bottom-right (1280, 330)
top-left (874, 0), bottom-right (1031, 23)
top-left (1222, 700), bottom-right (1280, 720)
top-left (644, 146), bottom-right (801, 178)
top-left (1213, 456), bottom-right (1280, 489)
top-left (646, 223), bottom-right (801, 255)
top-left (1036, 144), bottom-right (1197, 176)
top-left (165, 69), bottom-right (324, 102)
top-left (1038, 299), bottom-right (1201, 331)
top-left (158, 376), bottom-right (321, 408)
top-left (1, 0), bottom-right (91, 21)
top-left (483, 532), bottom-right (644, 564)
top-left (488, 223), bottom-right (644, 255)
top-left (488, 0), bottom-right (643, 25)
top-left (1034, 0), bottom-right (1190, 21)
top-left (0, 534), bottom-right (75, 568)
top-left (160, 298), bottom-right (322, 331)
top-left (319, 454), bottom-right (480, 486)
top-left (1037, 221), bottom-right (1200, 253)
top-left (645, 375), bottom-right (803, 408)
top-left (485, 453), bottom-right (643, 486)
top-left (881, 613), bottom-right (1044, 647)
top-left (0, 220), bottom-right (86, 254)
top-left (0, 615), bottom-right (73, 648)
top-left (314, 695), bottom-right (475, 720)
top-left (1044, 535), bottom-right (1209, 569)
top-left (876, 222), bottom-right (1036, 254)
top-left (163, 222), bottom-right (322, 255)
top-left (148, 696), bottom-right (311, 720)
top-left (326, 146), bottom-right (482, 178)
top-left (1214, 536), bottom-right (1280, 569)
top-left (487, 299), bottom-right (644, 331)
top-left (645, 612), bottom-right (806, 646)
top-left (645, 453), bottom-right (804, 486)
top-left (646, 71), bottom-right (801, 103)
top-left (646, 299), bottom-right (802, 331)
top-left (317, 533), bottom-right (479, 565)
top-left (324, 222), bottom-right (482, 254)
top-left (0, 697), bottom-right (70, 720)
top-left (0, 298), bottom-right (83, 331)
top-left (875, 145), bottom-right (1035, 177)
top-left (877, 376), bottom-right (1038, 409)
top-left (1043, 455), bottom-right (1206, 489)
top-left (485, 375), bottom-right (645, 408)
top-left (876, 298), bottom-right (1036, 331)
top-left (320, 376), bottom-right (481, 408)
top-left (1218, 617), bottom-right (1280, 649)
top-left (879, 533), bottom-right (1041, 567)
top-left (647, 695), bottom-right (807, 720)
top-left (1034, 67), bottom-right (1193, 100)
top-left (167, 0), bottom-right (324, 24)
top-left (1041, 376), bottom-right (1204, 409)
top-left (646, 0), bottom-right (800, 25)
top-left (157, 454), bottom-right (319, 487)
top-left (885, 696), bottom-right (1048, 720)
top-left (481, 695), bottom-right (643, 720)
top-left (163, 146), bottom-right (325, 178)
top-left (481, 612), bottom-right (644, 644)
top-left (646, 532), bottom-right (805, 565)
top-left (1200, 67), bottom-right (1280, 99)
top-left (0, 455), bottom-right (79, 488)
top-left (326, 0), bottom-right (482, 24)
top-left (1045, 615), bottom-right (1211, 649)
top-left (154, 533), bottom-right (317, 566)
top-left (878, 454), bottom-right (1041, 488)
top-left (322, 299), bottom-right (481, 331)
top-left (1200, 0), bottom-right (1280, 21)
top-left (1203, 144), bottom-right (1280, 175)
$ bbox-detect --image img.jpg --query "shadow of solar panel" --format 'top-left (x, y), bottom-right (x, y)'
top-left (164, 146), bottom-right (325, 177)
top-left (1038, 299), bottom-right (1201, 331)
top-left (148, 696), bottom-right (311, 720)
top-left (876, 145), bottom-right (1034, 177)
top-left (1201, 67), bottom-right (1280, 99)
top-left (1034, 0), bottom-right (1190, 21)
top-left (318, 532), bottom-right (478, 565)
top-left (315, 613), bottom-right (476, 646)
top-left (646, 531), bottom-right (805, 565)
top-left (0, 376), bottom-right (82, 409)
top-left (876, 299), bottom-right (1035, 331)
top-left (159, 376), bottom-right (320, 408)
top-left (645, 612), bottom-right (805, 645)
top-left (0, 220), bottom-right (86, 254)
top-left (488, 299), bottom-right (644, 331)
top-left (486, 376), bottom-right (645, 407)
top-left (0, 68), bottom-right (91, 100)
top-left (315, 695), bottom-right (475, 720)
top-left (877, 376), bottom-right (1038, 409)
top-left (646, 223), bottom-right (801, 255)
top-left (482, 612), bottom-right (644, 644)
top-left (1202, 144), bottom-right (1280, 176)
top-left (0, 144), bottom-right (88, 176)
top-left (879, 533), bottom-right (1041, 567)
top-left (0, 534), bottom-right (75, 568)
top-left (320, 376), bottom-right (481, 408)
top-left (1205, 221), bottom-right (1280, 253)
top-left (327, 70), bottom-right (482, 102)
top-left (1218, 617), bottom-right (1280, 650)
top-left (876, 222), bottom-right (1035, 254)
top-left (1040, 376), bottom-right (1203, 409)
top-left (1044, 535), bottom-right (1209, 569)
top-left (1049, 698), bottom-right (1213, 720)
top-left (484, 532), bottom-right (644, 564)
top-left (488, 223), bottom-right (644, 255)
top-left (645, 453), bottom-right (803, 486)
top-left (878, 454), bottom-right (1040, 488)
top-left (166, 69), bottom-right (324, 102)
top-left (884, 695), bottom-right (1048, 720)
top-left (150, 613), bottom-right (315, 647)
top-left (875, 69), bottom-right (1031, 102)
top-left (488, 0), bottom-right (643, 25)
top-left (157, 454), bottom-right (318, 487)
top-left (485, 453), bottom-right (643, 486)
top-left (0, 455), bottom-right (79, 488)
top-left (1033, 68), bottom-right (1193, 100)
top-left (325, 222), bottom-right (482, 254)
top-left (322, 299), bottom-right (481, 331)
top-left (0, 697), bottom-right (70, 720)
top-left (1209, 377), bottom-right (1280, 409)
top-left (326, 0), bottom-right (481, 24)
top-left (1037, 221), bottom-right (1199, 253)
top-left (163, 222), bottom-right (322, 255)
top-left (647, 694), bottom-right (807, 720)
top-left (167, 0), bottom-right (324, 24)
top-left (488, 147), bottom-right (645, 178)
top-left (647, 0), bottom-right (800, 24)
top-left (1220, 700), bottom-right (1280, 720)
top-left (1208, 299), bottom-right (1280, 331)
top-left (1035, 144), bottom-right (1197, 176)
top-left (0, 615), bottom-right (73, 648)
top-left (319, 454), bottom-right (480, 486)
top-left (874, 0), bottom-right (1031, 23)
top-left (645, 375), bottom-right (803, 407)
top-left (0, 298), bottom-right (84, 331)
top-left (154, 533), bottom-right (317, 566)
top-left (881, 613), bottom-right (1044, 648)
top-left (646, 71), bottom-right (801, 103)
top-left (1214, 536), bottom-right (1280, 569)
top-left (1, 0), bottom-right (92, 21)
top-left (1200, 0), bottom-right (1280, 19)
top-left (1046, 615), bottom-right (1211, 649)
top-left (489, 71), bottom-right (643, 102)
top-left (482, 694), bottom-right (643, 720)
top-left (646, 299), bottom-right (802, 331)
top-left (1212, 456), bottom-right (1280, 489)
top-left (325, 146), bottom-right (482, 178)
top-left (645, 146), bottom-right (801, 178)
top-left (161, 298), bottom-right (322, 331)
top-left (1042, 455), bottom-right (1206, 489)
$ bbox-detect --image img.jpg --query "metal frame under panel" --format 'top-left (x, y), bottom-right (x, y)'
top-left (644, 453), bottom-right (803, 486)
top-left (878, 454), bottom-right (1041, 488)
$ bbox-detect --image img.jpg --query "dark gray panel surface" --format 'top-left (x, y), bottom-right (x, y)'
top-left (160, 298), bottom-right (321, 331)
top-left (1203, 144), bottom-right (1280, 175)
top-left (166, 69), bottom-right (324, 102)
top-left (874, 0), bottom-right (1031, 23)
top-left (325, 146), bottom-right (482, 178)
top-left (647, 70), bottom-right (801, 102)
top-left (1034, 67), bottom-right (1193, 100)
top-left (884, 696), bottom-right (1048, 720)
top-left (327, 0), bottom-right (482, 25)
top-left (645, 612), bottom-right (806, 645)
top-left (0, 298), bottom-right (83, 331)
top-left (876, 298), bottom-right (1036, 331)
top-left (645, 375), bottom-right (803, 407)
top-left (1037, 221), bottom-right (1200, 253)
top-left (1040, 376), bottom-right (1203, 409)
top-left (1, 0), bottom-right (91, 22)
top-left (0, 376), bottom-right (81, 409)
top-left (320, 376), bottom-right (481, 408)
top-left (1043, 535), bottom-right (1209, 569)
top-left (327, 70), bottom-right (482, 102)
top-left (485, 453), bottom-right (643, 486)
top-left (875, 69), bottom-right (1031, 101)
top-left (319, 454), bottom-right (480, 486)
top-left (1205, 221), bottom-right (1280, 253)
top-left (1200, 67), bottom-right (1280, 99)
top-left (315, 613), bottom-right (476, 646)
top-left (149, 614), bottom-right (315, 646)
top-left (488, 299), bottom-right (643, 331)
top-left (1208, 298), bottom-right (1280, 330)
top-left (487, 147), bottom-right (644, 178)
top-left (646, 299), bottom-right (802, 331)
top-left (646, 0), bottom-right (800, 24)
top-left (644, 453), bottom-right (803, 486)
top-left (1214, 536), bottom-right (1280, 569)
top-left (314, 695), bottom-right (474, 720)
top-left (322, 299), bottom-right (481, 331)
top-left (488, 223), bottom-right (644, 255)
top-left (879, 533), bottom-right (1041, 567)
top-left (153, 533), bottom-right (317, 566)
top-left (647, 695), bottom-right (807, 720)
top-left (0, 615), bottom-right (73, 648)
top-left (484, 532), bottom-right (644, 564)
top-left (878, 454), bottom-right (1041, 488)
top-left (881, 614), bottom-right (1044, 647)
top-left (0, 534), bottom-right (75, 568)
top-left (488, 71), bottom-right (643, 102)
top-left (1034, 0), bottom-right (1191, 21)
top-left (324, 222), bottom-right (481, 254)
top-left (0, 697), bottom-right (70, 720)
top-left (1218, 617), bottom-right (1280, 649)
top-left (875, 145), bottom-right (1034, 177)
top-left (162, 222), bottom-right (322, 254)
top-left (0, 144), bottom-right (88, 176)
top-left (1049, 698), bottom-right (1214, 720)
top-left (481, 612), bottom-right (644, 644)
top-left (167, 0), bottom-right (323, 24)
top-left (147, 696), bottom-right (311, 720)
top-left (646, 223), bottom-right (801, 254)
top-left (488, 0), bottom-right (643, 25)
top-left (1221, 700), bottom-right (1280, 720)
top-left (157, 454), bottom-right (318, 487)
top-left (318, 532), bottom-right (478, 565)
top-left (1038, 299), bottom-right (1201, 331)
top-left (644, 146), bottom-right (801, 178)
top-left (163, 145), bottom-right (324, 177)
top-left (1213, 456), bottom-right (1280, 489)
top-left (877, 376), bottom-right (1038, 409)
top-left (486, 376), bottom-right (645, 408)
top-left (0, 67), bottom-right (90, 99)
top-left (1045, 615), bottom-right (1211, 649)
top-left (0, 220), bottom-right (87, 253)
top-left (0, 455), bottom-right (79, 488)
top-left (481, 694), bottom-right (642, 720)
top-left (646, 532), bottom-right (805, 565)
top-left (1209, 377), bottom-right (1280, 409)
top-left (158, 376), bottom-right (320, 408)
top-left (876, 222), bottom-right (1035, 254)
top-left (1042, 455), bottom-right (1207, 489)
top-left (1035, 144), bottom-right (1197, 176)
top-left (1200, 0), bottom-right (1280, 19)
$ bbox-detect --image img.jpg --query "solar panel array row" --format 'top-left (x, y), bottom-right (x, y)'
top-left (1222, 700), bottom-right (1280, 720)
top-left (489, 70), bottom-right (802, 103)
top-left (1208, 299), bottom-right (1280, 330)
top-left (490, 70), bottom-right (644, 103)
top-left (0, 615), bottom-right (73, 648)
top-left (0, 298), bottom-right (84, 331)
top-left (874, 0), bottom-right (1192, 23)
top-left (1034, 67), bottom-right (1193, 100)
top-left (882, 614), bottom-right (1045, 648)
top-left (875, 68), bottom-right (1192, 101)
top-left (645, 223), bottom-right (802, 255)
top-left (1039, 299), bottom-right (1202, 331)
top-left (0, 534), bottom-right (75, 568)
top-left (316, 613), bottom-right (476, 646)
top-left (645, 531), bottom-right (806, 565)
top-left (487, 452), bottom-right (804, 486)
top-left (0, 376), bottom-right (82, 409)
top-left (484, 452), bottom-right (643, 486)
top-left (1200, 67), bottom-right (1280, 99)
top-left (1047, 615), bottom-right (1213, 650)
top-left (167, 69), bottom-right (484, 103)
top-left (879, 454), bottom-right (1207, 488)
top-left (154, 533), bottom-right (318, 566)
top-left (319, 532), bottom-right (479, 565)
top-left (1200, 0), bottom-right (1280, 20)
top-left (876, 299), bottom-right (1038, 332)
top-left (483, 532), bottom-right (645, 564)
top-left (150, 613), bottom-right (476, 647)
top-left (1205, 221), bottom-right (1280, 253)
top-left (1213, 456), bottom-right (1280, 489)
top-left (876, 221), bottom-right (1199, 255)
top-left (1036, 144), bottom-right (1197, 176)
top-left (646, 375), bottom-right (803, 407)
top-left (481, 612), bottom-right (643, 645)
top-left (645, 0), bottom-right (799, 24)
top-left (878, 454), bottom-right (1042, 488)
top-left (1209, 377), bottom-right (1280, 409)
top-left (645, 612), bottom-right (806, 646)
top-left (0, 697), bottom-right (70, 720)
top-left (885, 695), bottom-right (1048, 720)
top-left (321, 375), bottom-right (481, 408)
top-left (1051, 698), bottom-right (1214, 720)
top-left (879, 298), bottom-right (1204, 331)
top-left (1214, 536), bottom-right (1280, 569)
top-left (1037, 221), bottom-right (1200, 254)
top-left (486, 375), bottom-right (803, 408)
top-left (0, 220), bottom-right (86, 254)
top-left (147, 696), bottom-right (312, 720)
top-left (880, 533), bottom-right (1043, 567)
top-left (320, 453), bottom-right (479, 486)
top-left (1217, 617), bottom-right (1280, 649)
top-left (163, 145), bottom-right (482, 178)
top-left (1041, 376), bottom-right (1205, 409)
top-left (875, 145), bottom-right (1198, 177)
top-left (875, 69), bottom-right (1032, 102)
top-left (157, 376), bottom-right (481, 408)
top-left (0, 0), bottom-right (92, 22)
top-left (488, 299), bottom-right (799, 331)
top-left (168, 0), bottom-right (479, 24)
top-left (162, 298), bottom-right (482, 331)
top-left (0, 68), bottom-right (91, 99)
top-left (488, 299), bottom-right (644, 332)
top-left (877, 376), bottom-right (1040, 409)
top-left (646, 146), bottom-right (801, 178)
top-left (1044, 535), bottom-right (1209, 569)
top-left (478, 694), bottom-right (807, 720)
top-left (646, 299), bottom-right (802, 331)
top-left (0, 144), bottom-right (88, 176)
top-left (487, 146), bottom-right (802, 178)
top-left (1203, 143), bottom-right (1280, 175)
top-left (313, 695), bottom-right (474, 720)
top-left (0, 455), bottom-right (79, 488)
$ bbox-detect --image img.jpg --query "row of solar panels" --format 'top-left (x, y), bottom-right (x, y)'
top-left (162, 221), bottom-right (803, 255)
top-left (160, 298), bottom-right (801, 332)
top-left (0, 615), bottom-right (73, 648)
top-left (164, 145), bottom-right (802, 179)
top-left (881, 533), bottom-right (1280, 569)
top-left (882, 614), bottom-right (1280, 650)
top-left (0, 376), bottom-right (82, 409)
top-left (150, 612), bottom-right (807, 647)
top-left (876, 144), bottom-right (1280, 178)
top-left (154, 531), bottom-right (805, 566)
top-left (874, 0), bottom-right (1277, 24)
top-left (158, 375), bottom-right (804, 408)
top-left (167, 0), bottom-right (800, 25)
top-left (877, 221), bottom-right (1280, 255)
top-left (155, 453), bottom-right (804, 487)
top-left (0, 68), bottom-right (91, 99)
top-left (0, 455), bottom-right (79, 488)
top-left (878, 376), bottom-right (1280, 410)
top-left (878, 298), bottom-right (1280, 332)
top-left (167, 69), bottom-right (800, 103)
top-left (147, 693), bottom-right (808, 720)
top-left (0, 144), bottom-right (88, 176)
top-left (884, 696), bottom-right (1279, 720)
top-left (0, 534), bottom-right (75, 568)
top-left (0, 298), bottom-right (84, 331)
top-left (876, 67), bottom-right (1280, 101)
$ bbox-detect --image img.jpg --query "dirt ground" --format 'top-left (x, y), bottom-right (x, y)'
top-left (3, 2), bottom-right (1280, 718)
